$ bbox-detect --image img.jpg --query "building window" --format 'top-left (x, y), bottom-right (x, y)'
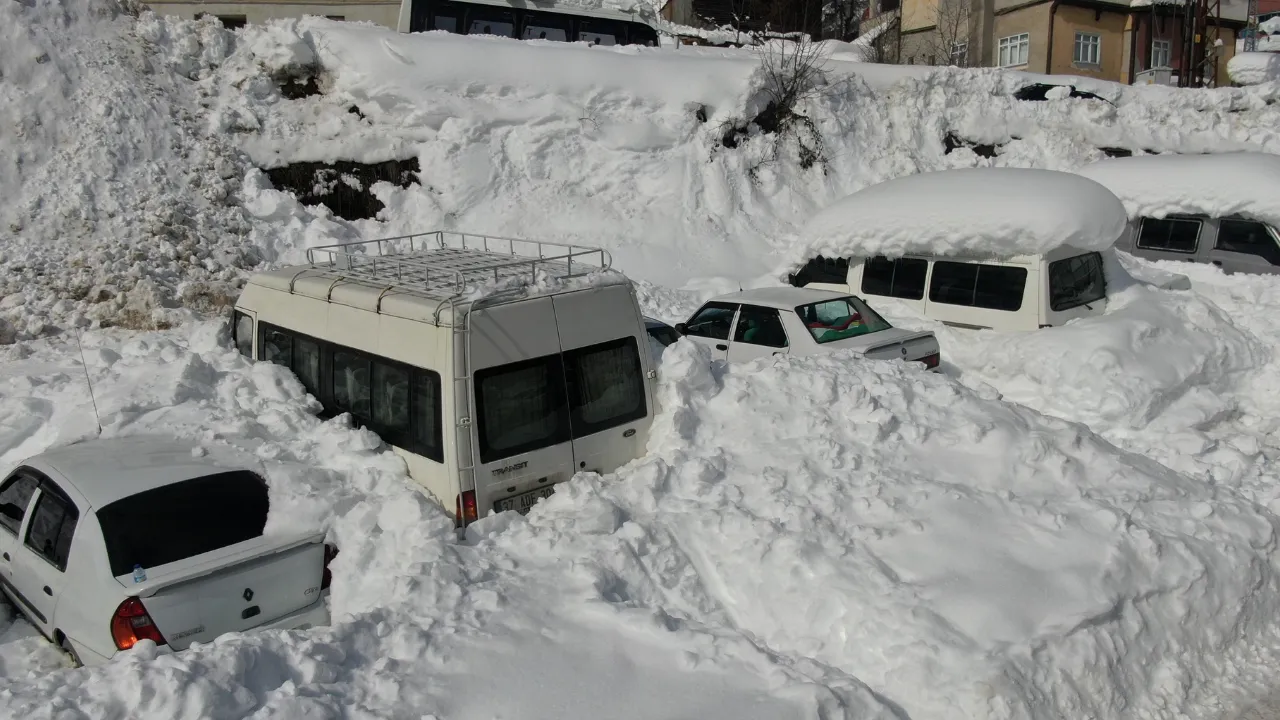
top-left (1151, 39), bottom-right (1171, 68)
top-left (196, 12), bottom-right (247, 29)
top-left (950, 41), bottom-right (968, 66)
top-left (998, 33), bottom-right (1030, 67)
top-left (1073, 32), bottom-right (1101, 65)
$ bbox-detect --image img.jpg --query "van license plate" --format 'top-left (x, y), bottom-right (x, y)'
top-left (494, 486), bottom-right (555, 515)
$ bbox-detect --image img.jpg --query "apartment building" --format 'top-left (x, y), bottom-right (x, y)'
top-left (900, 0), bottom-right (1247, 85)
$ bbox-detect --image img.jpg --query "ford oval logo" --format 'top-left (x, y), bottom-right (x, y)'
top-left (623, 428), bottom-right (636, 438)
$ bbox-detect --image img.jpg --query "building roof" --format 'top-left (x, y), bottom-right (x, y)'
top-left (1075, 152), bottom-right (1280, 227)
top-left (27, 436), bottom-right (257, 510)
top-left (780, 168), bottom-right (1129, 276)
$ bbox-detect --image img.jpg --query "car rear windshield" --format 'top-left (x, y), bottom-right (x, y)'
top-left (97, 471), bottom-right (269, 578)
top-left (796, 297), bottom-right (893, 343)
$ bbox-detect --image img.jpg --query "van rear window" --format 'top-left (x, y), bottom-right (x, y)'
top-left (97, 471), bottom-right (269, 578)
top-left (564, 337), bottom-right (647, 436)
top-left (475, 355), bottom-right (571, 464)
top-left (928, 262), bottom-right (1027, 311)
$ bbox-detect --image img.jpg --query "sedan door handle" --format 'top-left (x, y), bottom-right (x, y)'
top-left (715, 344), bottom-right (728, 351)
top-left (42, 586), bottom-right (52, 596)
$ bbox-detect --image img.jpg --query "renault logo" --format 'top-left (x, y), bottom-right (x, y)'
top-left (243, 588), bottom-right (254, 602)
top-left (900, 347), bottom-right (907, 355)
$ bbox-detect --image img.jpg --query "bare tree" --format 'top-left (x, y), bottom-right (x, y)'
top-left (903, 0), bottom-right (974, 67)
top-left (823, 0), bottom-right (868, 41)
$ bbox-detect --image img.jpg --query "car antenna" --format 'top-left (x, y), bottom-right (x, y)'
top-left (73, 328), bottom-right (104, 437)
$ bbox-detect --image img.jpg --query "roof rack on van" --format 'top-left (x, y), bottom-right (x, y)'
top-left (304, 230), bottom-right (613, 301)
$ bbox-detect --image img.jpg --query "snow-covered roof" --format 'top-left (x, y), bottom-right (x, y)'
top-left (1075, 152), bottom-right (1280, 227)
top-left (784, 168), bottom-right (1130, 270)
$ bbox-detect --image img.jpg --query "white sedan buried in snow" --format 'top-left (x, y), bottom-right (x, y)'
top-left (675, 288), bottom-right (941, 368)
top-left (0, 436), bottom-right (334, 666)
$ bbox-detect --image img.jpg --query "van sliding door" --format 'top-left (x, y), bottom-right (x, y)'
top-left (552, 287), bottom-right (653, 475)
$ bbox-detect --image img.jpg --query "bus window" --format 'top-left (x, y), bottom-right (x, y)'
top-left (578, 18), bottom-right (623, 45)
top-left (466, 8), bottom-right (516, 37)
top-left (521, 11), bottom-right (571, 41)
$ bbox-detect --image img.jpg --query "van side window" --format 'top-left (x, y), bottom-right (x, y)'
top-left (861, 256), bottom-right (928, 300)
top-left (683, 302), bottom-right (738, 340)
top-left (1215, 219), bottom-right (1280, 265)
top-left (929, 262), bottom-right (1027, 311)
top-left (789, 256), bottom-right (850, 287)
top-left (1048, 252), bottom-right (1106, 311)
top-left (333, 350), bottom-right (373, 419)
top-left (564, 337), bottom-right (648, 436)
top-left (233, 312), bottom-right (254, 357)
top-left (25, 484), bottom-right (77, 572)
top-left (1136, 217), bottom-right (1201, 254)
top-left (256, 322), bottom-right (444, 463)
top-left (0, 473), bottom-right (39, 536)
top-left (474, 355), bottom-right (571, 464)
top-left (733, 306), bottom-right (788, 348)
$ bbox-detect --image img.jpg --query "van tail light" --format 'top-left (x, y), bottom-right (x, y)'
top-left (111, 597), bottom-right (167, 651)
top-left (920, 352), bottom-right (941, 369)
top-left (456, 490), bottom-right (478, 528)
top-left (321, 543), bottom-right (339, 591)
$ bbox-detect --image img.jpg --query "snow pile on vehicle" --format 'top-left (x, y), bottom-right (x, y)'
top-left (779, 168), bottom-right (1129, 267)
top-left (1228, 51), bottom-right (1280, 85)
top-left (0, 0), bottom-right (257, 338)
top-left (1077, 152), bottom-right (1280, 226)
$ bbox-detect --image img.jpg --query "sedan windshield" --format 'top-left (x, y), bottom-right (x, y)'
top-left (97, 471), bottom-right (269, 577)
top-left (796, 297), bottom-right (893, 344)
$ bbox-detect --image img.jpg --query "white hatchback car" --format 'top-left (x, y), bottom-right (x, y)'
top-left (0, 436), bottom-right (334, 666)
top-left (675, 288), bottom-right (941, 368)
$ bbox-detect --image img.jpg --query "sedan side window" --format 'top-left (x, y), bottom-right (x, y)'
top-left (683, 302), bottom-right (739, 341)
top-left (1215, 219), bottom-right (1280, 266)
top-left (24, 487), bottom-right (78, 572)
top-left (733, 306), bottom-right (788, 348)
top-left (0, 474), bottom-right (38, 536)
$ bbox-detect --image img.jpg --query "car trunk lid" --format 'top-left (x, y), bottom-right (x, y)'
top-left (118, 533), bottom-right (325, 649)
top-left (826, 328), bottom-right (940, 362)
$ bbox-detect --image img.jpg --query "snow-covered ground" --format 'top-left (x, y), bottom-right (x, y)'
top-left (8, 0), bottom-right (1280, 718)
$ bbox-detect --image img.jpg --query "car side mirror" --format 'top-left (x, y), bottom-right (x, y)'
top-left (674, 323), bottom-right (688, 335)
top-left (0, 503), bottom-right (23, 523)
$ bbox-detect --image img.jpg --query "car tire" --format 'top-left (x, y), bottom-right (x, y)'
top-left (57, 634), bottom-right (83, 668)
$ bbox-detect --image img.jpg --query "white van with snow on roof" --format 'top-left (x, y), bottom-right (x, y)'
top-left (1076, 152), bottom-right (1280, 277)
top-left (232, 231), bottom-right (657, 527)
top-left (785, 168), bottom-right (1141, 332)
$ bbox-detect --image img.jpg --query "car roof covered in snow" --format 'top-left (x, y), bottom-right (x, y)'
top-left (712, 286), bottom-right (852, 309)
top-left (780, 168), bottom-right (1129, 275)
top-left (22, 436), bottom-right (258, 510)
top-left (1075, 152), bottom-right (1280, 227)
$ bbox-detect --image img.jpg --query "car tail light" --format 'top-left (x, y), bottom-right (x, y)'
top-left (456, 490), bottom-right (478, 527)
top-left (111, 597), bottom-right (167, 651)
top-left (920, 352), bottom-right (941, 369)
top-left (321, 543), bottom-right (339, 591)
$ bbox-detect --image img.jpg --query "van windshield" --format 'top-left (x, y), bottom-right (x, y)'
top-left (796, 297), bottom-right (893, 343)
top-left (97, 471), bottom-right (269, 577)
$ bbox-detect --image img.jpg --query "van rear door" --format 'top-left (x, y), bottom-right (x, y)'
top-left (468, 298), bottom-right (576, 518)
top-left (552, 286), bottom-right (653, 476)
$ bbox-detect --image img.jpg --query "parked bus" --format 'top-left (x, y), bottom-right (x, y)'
top-left (396, 0), bottom-right (660, 46)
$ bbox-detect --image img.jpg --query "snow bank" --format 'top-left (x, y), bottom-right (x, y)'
top-left (0, 0), bottom-right (257, 338)
top-left (782, 168), bottom-right (1129, 267)
top-left (1228, 51), bottom-right (1280, 85)
top-left (1076, 152), bottom-right (1280, 226)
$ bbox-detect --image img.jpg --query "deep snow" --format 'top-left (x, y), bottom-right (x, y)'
top-left (7, 1), bottom-right (1280, 719)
